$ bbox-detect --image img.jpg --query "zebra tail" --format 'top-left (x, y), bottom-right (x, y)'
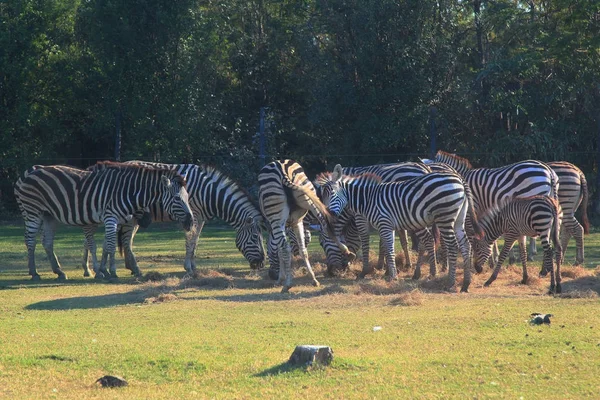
top-left (551, 199), bottom-right (562, 256)
top-left (464, 182), bottom-right (485, 240)
top-left (579, 171), bottom-right (590, 235)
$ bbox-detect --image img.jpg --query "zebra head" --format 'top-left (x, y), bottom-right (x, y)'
top-left (235, 216), bottom-right (266, 270)
top-left (160, 173), bottom-right (194, 231)
top-left (320, 164), bottom-right (348, 217)
top-left (472, 237), bottom-right (493, 274)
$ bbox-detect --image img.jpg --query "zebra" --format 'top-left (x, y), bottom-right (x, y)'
top-left (320, 165), bottom-right (484, 292)
top-left (315, 162), bottom-right (432, 277)
top-left (14, 162), bottom-right (194, 280)
top-left (546, 161), bottom-right (589, 264)
top-left (424, 151), bottom-right (559, 272)
top-left (258, 159), bottom-right (354, 293)
top-left (98, 162), bottom-right (266, 276)
top-left (266, 221), bottom-right (312, 280)
top-left (471, 196), bottom-right (563, 293)
top-left (506, 161), bottom-right (590, 266)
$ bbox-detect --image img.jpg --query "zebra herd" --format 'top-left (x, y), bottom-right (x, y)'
top-left (13, 151), bottom-right (589, 294)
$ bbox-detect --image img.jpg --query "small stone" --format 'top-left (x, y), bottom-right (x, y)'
top-left (96, 375), bottom-right (128, 388)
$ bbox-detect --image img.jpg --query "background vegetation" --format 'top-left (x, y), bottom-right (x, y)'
top-left (2, 0), bottom-right (600, 216)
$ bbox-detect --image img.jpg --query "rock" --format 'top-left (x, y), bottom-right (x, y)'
top-left (95, 375), bottom-right (128, 388)
top-left (288, 345), bottom-right (333, 367)
top-left (530, 313), bottom-right (552, 325)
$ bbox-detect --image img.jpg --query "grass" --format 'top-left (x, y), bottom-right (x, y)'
top-left (0, 221), bottom-right (599, 399)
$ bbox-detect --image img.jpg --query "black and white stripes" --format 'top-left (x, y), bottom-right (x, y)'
top-left (14, 162), bottom-right (194, 280)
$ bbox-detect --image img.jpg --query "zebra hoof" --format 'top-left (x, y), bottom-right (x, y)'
top-left (445, 285), bottom-right (456, 293)
top-left (31, 274), bottom-right (41, 281)
top-left (56, 274), bottom-right (67, 282)
top-left (474, 265), bottom-right (483, 274)
top-left (312, 280), bottom-right (320, 287)
top-left (412, 272), bottom-right (421, 280)
top-left (83, 270), bottom-right (91, 277)
top-left (460, 286), bottom-right (469, 293)
top-left (484, 280), bottom-right (492, 287)
top-left (281, 285), bottom-right (291, 293)
top-left (94, 272), bottom-right (105, 280)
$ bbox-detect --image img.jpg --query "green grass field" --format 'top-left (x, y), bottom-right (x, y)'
top-left (1, 221), bottom-right (599, 399)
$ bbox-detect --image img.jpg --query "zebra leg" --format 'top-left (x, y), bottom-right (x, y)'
top-left (544, 248), bottom-right (556, 293)
top-left (184, 219), bottom-right (205, 272)
top-left (414, 240), bottom-right (425, 280)
top-left (554, 241), bottom-right (563, 294)
top-left (122, 222), bottom-right (141, 276)
top-left (414, 229), bottom-right (436, 280)
top-left (356, 216), bottom-right (373, 279)
top-left (565, 215), bottom-right (584, 265)
top-left (82, 225), bottom-right (98, 277)
top-left (278, 236), bottom-right (293, 293)
top-left (398, 230), bottom-right (412, 270)
top-left (439, 229), bottom-right (458, 291)
top-left (456, 226), bottom-right (473, 293)
top-left (293, 220), bottom-right (319, 287)
top-left (376, 240), bottom-right (385, 271)
top-left (267, 230), bottom-right (280, 280)
top-left (98, 218), bottom-right (118, 279)
top-left (24, 218), bottom-right (43, 280)
top-left (528, 237), bottom-right (536, 261)
top-left (41, 218), bottom-right (67, 281)
top-left (437, 237), bottom-right (448, 273)
top-left (518, 236), bottom-right (529, 284)
top-left (105, 219), bottom-right (119, 279)
top-left (378, 228), bottom-right (397, 280)
top-left (488, 241), bottom-right (499, 271)
top-left (485, 236), bottom-right (517, 287)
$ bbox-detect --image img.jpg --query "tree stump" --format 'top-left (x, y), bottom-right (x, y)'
top-left (288, 345), bottom-right (334, 367)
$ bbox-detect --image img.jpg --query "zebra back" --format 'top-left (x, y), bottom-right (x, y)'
top-left (546, 161), bottom-right (589, 234)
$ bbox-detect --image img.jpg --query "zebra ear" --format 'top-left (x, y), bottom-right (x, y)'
top-left (161, 175), bottom-right (172, 188)
top-left (332, 164), bottom-right (343, 182)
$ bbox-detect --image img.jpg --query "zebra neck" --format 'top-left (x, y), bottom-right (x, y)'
top-left (481, 216), bottom-right (504, 244)
top-left (343, 182), bottom-right (376, 216)
top-left (184, 166), bottom-right (260, 229)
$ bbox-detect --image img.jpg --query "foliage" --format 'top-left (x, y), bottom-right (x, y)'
top-left (1, 1), bottom-right (600, 214)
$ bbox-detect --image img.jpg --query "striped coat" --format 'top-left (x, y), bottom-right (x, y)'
top-left (14, 162), bottom-right (193, 280)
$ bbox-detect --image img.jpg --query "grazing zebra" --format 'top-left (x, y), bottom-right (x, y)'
top-left (424, 151), bottom-right (559, 272)
top-left (546, 161), bottom-right (589, 264)
top-left (14, 162), bottom-right (194, 280)
top-left (258, 159), bottom-right (353, 293)
top-left (315, 162), bottom-right (432, 277)
top-left (471, 196), bottom-right (563, 293)
top-left (320, 165), bottom-right (484, 291)
top-left (105, 162), bottom-right (266, 276)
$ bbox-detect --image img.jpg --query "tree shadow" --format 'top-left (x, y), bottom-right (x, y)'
top-left (26, 289), bottom-right (150, 310)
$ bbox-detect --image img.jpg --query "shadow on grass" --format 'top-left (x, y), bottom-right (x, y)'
top-left (25, 289), bottom-right (150, 310)
top-left (560, 275), bottom-right (600, 296)
top-left (253, 362), bottom-right (307, 377)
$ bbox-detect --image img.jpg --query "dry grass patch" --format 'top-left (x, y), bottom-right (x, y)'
top-left (355, 279), bottom-right (417, 296)
top-left (389, 289), bottom-right (424, 306)
top-left (142, 271), bottom-right (167, 282)
top-left (144, 292), bottom-right (178, 304)
top-left (561, 265), bottom-right (589, 279)
top-left (318, 284), bottom-right (349, 295)
top-left (185, 269), bottom-right (234, 289)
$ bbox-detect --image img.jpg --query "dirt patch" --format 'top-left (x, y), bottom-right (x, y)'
top-left (144, 292), bottom-right (178, 304)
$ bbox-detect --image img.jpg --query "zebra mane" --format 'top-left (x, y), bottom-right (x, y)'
top-left (315, 171), bottom-right (382, 186)
top-left (436, 151), bottom-right (473, 169)
top-left (89, 161), bottom-right (188, 188)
